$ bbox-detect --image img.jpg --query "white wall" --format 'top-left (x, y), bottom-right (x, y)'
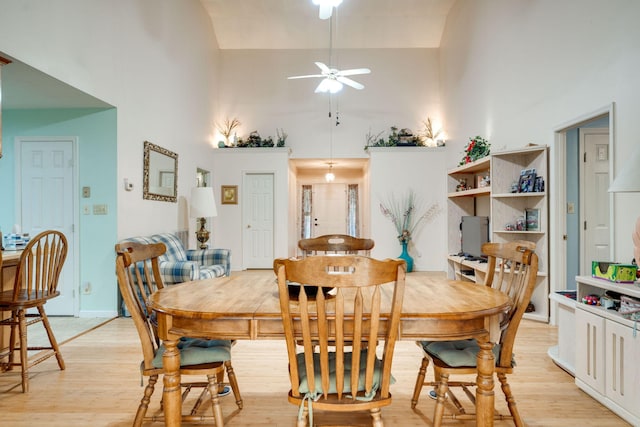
top-left (368, 147), bottom-right (448, 271)
top-left (440, 0), bottom-right (640, 288)
top-left (217, 48), bottom-right (442, 159)
top-left (211, 148), bottom-right (290, 270)
top-left (0, 0), bottom-right (221, 240)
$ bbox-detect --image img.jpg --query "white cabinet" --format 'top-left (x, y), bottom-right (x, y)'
top-left (575, 276), bottom-right (640, 425)
top-left (604, 317), bottom-right (640, 419)
top-left (575, 308), bottom-right (605, 393)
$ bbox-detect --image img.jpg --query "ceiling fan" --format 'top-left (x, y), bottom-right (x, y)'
top-left (288, 62), bottom-right (371, 93)
top-left (312, 0), bottom-right (343, 20)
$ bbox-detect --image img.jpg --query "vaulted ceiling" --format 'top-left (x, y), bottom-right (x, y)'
top-left (200, 0), bottom-right (455, 49)
top-left (1, 0), bottom-right (455, 111)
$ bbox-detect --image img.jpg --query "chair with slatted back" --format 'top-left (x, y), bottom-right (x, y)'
top-left (275, 255), bottom-right (406, 427)
top-left (298, 234), bottom-right (374, 257)
top-left (0, 230), bottom-right (67, 392)
top-left (115, 241), bottom-right (242, 427)
top-left (410, 240), bottom-right (538, 426)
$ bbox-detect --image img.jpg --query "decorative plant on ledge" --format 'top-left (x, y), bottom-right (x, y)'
top-left (217, 125), bottom-right (288, 148)
top-left (217, 117), bottom-right (241, 147)
top-left (459, 135), bottom-right (490, 165)
top-left (364, 119), bottom-right (445, 150)
top-left (420, 117), bottom-right (444, 147)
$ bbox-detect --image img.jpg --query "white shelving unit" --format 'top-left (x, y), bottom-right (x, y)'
top-left (490, 145), bottom-right (549, 322)
top-left (446, 157), bottom-right (491, 281)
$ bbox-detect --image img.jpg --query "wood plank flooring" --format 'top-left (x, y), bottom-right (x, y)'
top-left (0, 316), bottom-right (630, 426)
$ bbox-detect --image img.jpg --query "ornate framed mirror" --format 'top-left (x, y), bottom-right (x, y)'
top-left (143, 140), bottom-right (178, 202)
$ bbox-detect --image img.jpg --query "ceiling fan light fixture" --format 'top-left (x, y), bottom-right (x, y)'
top-left (312, 0), bottom-right (343, 20)
top-left (315, 77), bottom-right (343, 94)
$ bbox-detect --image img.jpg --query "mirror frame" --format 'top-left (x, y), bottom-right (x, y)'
top-left (143, 140), bottom-right (178, 203)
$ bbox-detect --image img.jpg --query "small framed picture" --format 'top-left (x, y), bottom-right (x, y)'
top-left (221, 185), bottom-right (238, 205)
top-left (518, 171), bottom-right (537, 193)
top-left (525, 208), bottom-right (540, 231)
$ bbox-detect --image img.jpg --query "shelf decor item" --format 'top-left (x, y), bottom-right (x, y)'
top-left (525, 208), bottom-right (540, 231)
top-left (379, 190), bottom-right (440, 272)
top-left (459, 135), bottom-right (490, 165)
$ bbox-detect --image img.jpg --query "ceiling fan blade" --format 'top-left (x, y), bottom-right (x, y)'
top-left (337, 68), bottom-right (371, 77)
top-left (315, 62), bottom-right (331, 74)
top-left (337, 76), bottom-right (364, 90)
top-left (288, 74), bottom-right (324, 80)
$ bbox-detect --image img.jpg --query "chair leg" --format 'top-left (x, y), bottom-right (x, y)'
top-left (38, 306), bottom-right (65, 370)
top-left (411, 356), bottom-right (429, 408)
top-left (207, 373), bottom-right (224, 427)
top-left (17, 310), bottom-right (28, 393)
top-left (6, 310), bottom-right (18, 370)
top-left (370, 407), bottom-right (384, 427)
top-left (224, 359), bottom-right (243, 409)
top-left (135, 374), bottom-right (157, 427)
top-left (433, 372), bottom-right (450, 427)
top-left (498, 372), bottom-right (523, 427)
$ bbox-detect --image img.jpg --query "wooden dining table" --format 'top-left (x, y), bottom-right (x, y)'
top-left (149, 270), bottom-right (511, 427)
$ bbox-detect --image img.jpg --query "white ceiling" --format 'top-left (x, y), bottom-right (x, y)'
top-left (200, 0), bottom-right (455, 49)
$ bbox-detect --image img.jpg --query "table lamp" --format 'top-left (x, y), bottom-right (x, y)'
top-left (608, 144), bottom-right (640, 268)
top-left (190, 187), bottom-right (218, 249)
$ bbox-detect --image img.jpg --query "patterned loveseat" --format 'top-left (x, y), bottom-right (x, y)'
top-left (120, 233), bottom-right (231, 284)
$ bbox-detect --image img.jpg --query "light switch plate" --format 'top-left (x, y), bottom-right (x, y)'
top-left (82, 186), bottom-right (91, 198)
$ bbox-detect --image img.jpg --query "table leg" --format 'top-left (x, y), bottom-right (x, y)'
top-left (162, 338), bottom-right (182, 426)
top-left (475, 339), bottom-right (495, 427)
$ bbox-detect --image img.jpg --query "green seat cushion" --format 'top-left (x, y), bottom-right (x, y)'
top-left (422, 339), bottom-right (502, 368)
top-left (296, 349), bottom-right (394, 398)
top-left (152, 338), bottom-right (232, 368)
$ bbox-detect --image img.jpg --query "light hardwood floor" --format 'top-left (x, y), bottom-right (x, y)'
top-left (0, 315), bottom-right (630, 426)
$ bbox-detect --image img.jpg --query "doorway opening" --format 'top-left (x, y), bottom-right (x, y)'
top-left (552, 104), bottom-right (614, 308)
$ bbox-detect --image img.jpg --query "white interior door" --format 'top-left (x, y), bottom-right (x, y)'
top-left (580, 128), bottom-right (610, 274)
top-left (312, 183), bottom-right (347, 236)
top-left (18, 137), bottom-right (76, 315)
top-left (242, 173), bottom-right (274, 269)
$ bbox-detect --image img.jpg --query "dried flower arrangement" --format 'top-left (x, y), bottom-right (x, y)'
top-left (217, 117), bottom-right (241, 146)
top-left (379, 190), bottom-right (441, 244)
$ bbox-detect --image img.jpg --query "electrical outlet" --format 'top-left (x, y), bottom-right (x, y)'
top-left (82, 282), bottom-right (91, 295)
top-left (83, 205), bottom-right (91, 215)
top-left (93, 204), bottom-right (108, 215)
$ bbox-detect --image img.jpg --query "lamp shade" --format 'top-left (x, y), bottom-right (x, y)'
top-left (190, 187), bottom-right (218, 218)
top-left (609, 145), bottom-right (640, 193)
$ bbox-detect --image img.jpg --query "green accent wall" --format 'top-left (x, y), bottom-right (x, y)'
top-left (0, 108), bottom-right (118, 315)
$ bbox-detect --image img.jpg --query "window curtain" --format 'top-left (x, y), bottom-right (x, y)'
top-left (301, 185), bottom-right (312, 239)
top-left (348, 184), bottom-right (359, 237)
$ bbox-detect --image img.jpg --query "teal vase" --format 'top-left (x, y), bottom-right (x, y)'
top-left (398, 241), bottom-right (414, 272)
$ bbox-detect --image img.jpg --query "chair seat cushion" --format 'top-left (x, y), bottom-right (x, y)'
top-left (152, 338), bottom-right (232, 368)
top-left (296, 350), bottom-right (394, 398)
top-left (422, 339), bottom-right (502, 368)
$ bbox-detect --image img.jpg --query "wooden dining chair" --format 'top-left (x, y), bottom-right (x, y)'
top-left (275, 255), bottom-right (406, 427)
top-left (298, 234), bottom-right (374, 257)
top-left (115, 241), bottom-right (242, 427)
top-left (0, 230), bottom-right (68, 392)
top-left (411, 240), bottom-right (538, 427)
